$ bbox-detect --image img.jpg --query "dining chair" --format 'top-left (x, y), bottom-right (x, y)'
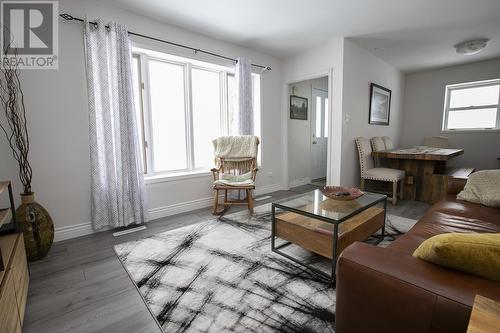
top-left (355, 137), bottom-right (405, 205)
top-left (382, 136), bottom-right (394, 150)
top-left (423, 136), bottom-right (449, 148)
top-left (370, 137), bottom-right (386, 167)
top-left (370, 137), bottom-right (386, 151)
top-left (211, 136), bottom-right (259, 215)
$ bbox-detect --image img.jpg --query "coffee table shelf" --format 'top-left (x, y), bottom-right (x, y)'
top-left (271, 189), bottom-right (387, 284)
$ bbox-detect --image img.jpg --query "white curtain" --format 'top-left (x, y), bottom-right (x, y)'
top-left (231, 57), bottom-right (254, 200)
top-left (84, 19), bottom-right (147, 229)
top-left (235, 57), bottom-right (253, 135)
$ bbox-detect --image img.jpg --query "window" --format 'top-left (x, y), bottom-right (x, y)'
top-left (312, 89), bottom-right (328, 138)
top-left (443, 79), bottom-right (500, 131)
top-left (132, 48), bottom-right (261, 177)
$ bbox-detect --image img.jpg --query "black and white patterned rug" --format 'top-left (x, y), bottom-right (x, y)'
top-left (114, 203), bottom-right (417, 333)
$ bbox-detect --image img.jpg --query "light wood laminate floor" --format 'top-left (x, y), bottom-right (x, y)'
top-left (23, 185), bottom-right (430, 332)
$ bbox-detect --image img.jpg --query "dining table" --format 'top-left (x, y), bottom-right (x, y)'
top-left (371, 146), bottom-right (464, 203)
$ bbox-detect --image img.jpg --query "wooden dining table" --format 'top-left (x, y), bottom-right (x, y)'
top-left (371, 147), bottom-right (464, 203)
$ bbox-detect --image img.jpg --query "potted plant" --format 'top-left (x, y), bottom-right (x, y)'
top-left (0, 44), bottom-right (54, 261)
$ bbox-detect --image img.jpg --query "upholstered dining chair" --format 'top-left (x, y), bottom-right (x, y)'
top-left (382, 136), bottom-right (394, 150)
top-left (370, 137), bottom-right (386, 151)
top-left (355, 137), bottom-right (405, 205)
top-left (211, 136), bottom-right (259, 215)
top-left (370, 137), bottom-right (386, 167)
top-left (423, 136), bottom-right (449, 148)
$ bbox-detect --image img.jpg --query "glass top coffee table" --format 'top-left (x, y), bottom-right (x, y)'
top-left (271, 189), bottom-right (387, 284)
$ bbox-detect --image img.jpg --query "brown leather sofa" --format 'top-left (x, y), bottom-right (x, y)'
top-left (336, 179), bottom-right (500, 333)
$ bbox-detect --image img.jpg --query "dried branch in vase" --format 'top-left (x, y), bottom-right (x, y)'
top-left (0, 42), bottom-right (33, 194)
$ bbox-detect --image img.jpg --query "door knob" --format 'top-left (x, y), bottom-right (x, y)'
top-left (312, 141), bottom-right (317, 144)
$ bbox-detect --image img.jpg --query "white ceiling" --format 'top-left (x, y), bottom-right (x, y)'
top-left (104, 0), bottom-right (500, 72)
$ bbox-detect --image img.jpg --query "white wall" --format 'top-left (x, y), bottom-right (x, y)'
top-left (281, 38), bottom-right (345, 186)
top-left (0, 0), bottom-right (283, 241)
top-left (401, 58), bottom-right (500, 170)
top-left (287, 77), bottom-right (328, 186)
top-left (340, 40), bottom-right (405, 186)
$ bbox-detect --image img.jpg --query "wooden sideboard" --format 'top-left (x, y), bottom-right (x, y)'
top-left (0, 233), bottom-right (29, 333)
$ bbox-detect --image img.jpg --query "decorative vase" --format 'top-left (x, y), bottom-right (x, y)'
top-left (16, 192), bottom-right (54, 261)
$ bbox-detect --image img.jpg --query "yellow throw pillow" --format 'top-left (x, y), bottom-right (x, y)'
top-left (413, 233), bottom-right (500, 282)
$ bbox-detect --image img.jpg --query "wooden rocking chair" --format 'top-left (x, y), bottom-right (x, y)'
top-left (211, 137), bottom-right (259, 215)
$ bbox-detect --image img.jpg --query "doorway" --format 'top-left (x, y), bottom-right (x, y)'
top-left (287, 76), bottom-right (329, 188)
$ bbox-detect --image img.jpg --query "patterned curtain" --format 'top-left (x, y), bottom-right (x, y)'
top-left (84, 19), bottom-right (147, 229)
top-left (235, 57), bottom-right (253, 135)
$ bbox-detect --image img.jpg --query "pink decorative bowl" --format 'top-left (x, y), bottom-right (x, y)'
top-left (320, 186), bottom-right (364, 201)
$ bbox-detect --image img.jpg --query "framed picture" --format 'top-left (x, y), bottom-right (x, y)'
top-left (290, 95), bottom-right (308, 120)
top-left (369, 83), bottom-right (391, 125)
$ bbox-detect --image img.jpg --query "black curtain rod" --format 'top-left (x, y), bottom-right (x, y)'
top-left (59, 13), bottom-right (272, 71)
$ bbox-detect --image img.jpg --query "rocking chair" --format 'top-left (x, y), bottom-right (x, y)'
top-left (211, 136), bottom-right (259, 215)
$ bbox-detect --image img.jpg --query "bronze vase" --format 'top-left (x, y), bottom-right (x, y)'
top-left (16, 192), bottom-right (54, 261)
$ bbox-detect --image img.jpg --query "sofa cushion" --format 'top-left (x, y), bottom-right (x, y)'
top-left (387, 197), bottom-right (500, 255)
top-left (431, 195), bottom-right (500, 227)
top-left (413, 233), bottom-right (500, 282)
top-left (214, 171), bottom-right (254, 187)
top-left (457, 170), bottom-right (500, 207)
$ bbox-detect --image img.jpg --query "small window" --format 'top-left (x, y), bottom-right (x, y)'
top-left (443, 79), bottom-right (500, 131)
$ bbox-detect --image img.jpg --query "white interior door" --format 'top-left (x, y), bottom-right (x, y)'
top-left (311, 88), bottom-right (328, 180)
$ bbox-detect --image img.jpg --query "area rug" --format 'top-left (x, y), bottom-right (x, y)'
top-left (114, 203), bottom-right (417, 333)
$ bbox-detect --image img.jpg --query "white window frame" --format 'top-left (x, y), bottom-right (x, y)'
top-left (442, 78), bottom-right (500, 132)
top-left (132, 48), bottom-right (262, 180)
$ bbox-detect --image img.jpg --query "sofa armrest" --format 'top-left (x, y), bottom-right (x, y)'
top-left (335, 242), bottom-right (500, 333)
top-left (447, 177), bottom-right (467, 194)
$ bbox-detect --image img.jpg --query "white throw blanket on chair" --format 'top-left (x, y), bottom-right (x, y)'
top-left (213, 135), bottom-right (258, 161)
top-left (213, 136), bottom-right (258, 199)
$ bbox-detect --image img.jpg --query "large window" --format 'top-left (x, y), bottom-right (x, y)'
top-left (132, 48), bottom-right (261, 177)
top-left (443, 79), bottom-right (500, 131)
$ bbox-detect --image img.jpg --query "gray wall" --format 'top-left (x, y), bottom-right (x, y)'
top-left (340, 40), bottom-right (405, 186)
top-left (288, 77), bottom-right (328, 186)
top-left (401, 58), bottom-right (500, 170)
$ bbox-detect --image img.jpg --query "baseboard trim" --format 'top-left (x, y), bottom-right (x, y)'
top-left (54, 222), bottom-right (96, 242)
top-left (148, 183), bottom-right (282, 221)
top-left (148, 195), bottom-right (218, 221)
top-left (289, 177), bottom-right (311, 188)
top-left (54, 183), bottom-right (283, 242)
top-left (254, 183), bottom-right (282, 196)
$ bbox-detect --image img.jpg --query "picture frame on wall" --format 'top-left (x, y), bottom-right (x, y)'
top-left (369, 83), bottom-right (391, 125)
top-left (290, 95), bottom-right (308, 120)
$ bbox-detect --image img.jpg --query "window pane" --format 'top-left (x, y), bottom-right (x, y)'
top-left (315, 96), bottom-right (321, 138)
top-left (149, 60), bottom-right (187, 172)
top-left (131, 57), bottom-right (146, 173)
top-left (449, 84), bottom-right (499, 108)
top-left (192, 68), bottom-right (222, 168)
top-left (324, 97), bottom-right (329, 138)
top-left (447, 108), bottom-right (497, 129)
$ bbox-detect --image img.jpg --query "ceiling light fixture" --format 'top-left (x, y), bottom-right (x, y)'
top-left (455, 39), bottom-right (489, 56)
